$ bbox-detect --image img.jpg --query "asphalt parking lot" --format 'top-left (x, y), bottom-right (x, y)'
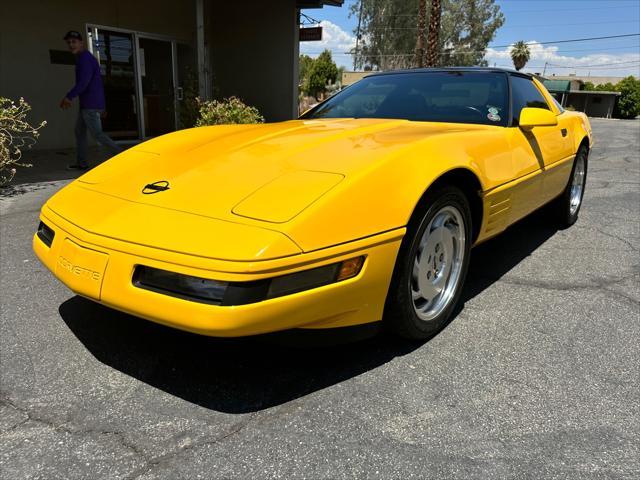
top-left (1, 118), bottom-right (639, 479)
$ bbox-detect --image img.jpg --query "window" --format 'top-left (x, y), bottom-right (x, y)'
top-left (550, 95), bottom-right (565, 113)
top-left (302, 72), bottom-right (509, 127)
top-left (510, 76), bottom-right (550, 125)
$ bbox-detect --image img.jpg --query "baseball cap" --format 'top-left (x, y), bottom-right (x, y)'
top-left (63, 30), bottom-right (83, 41)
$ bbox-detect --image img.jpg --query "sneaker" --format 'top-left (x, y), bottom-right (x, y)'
top-left (67, 164), bottom-right (89, 171)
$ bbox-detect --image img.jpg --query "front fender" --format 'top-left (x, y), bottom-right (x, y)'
top-left (281, 128), bottom-right (506, 252)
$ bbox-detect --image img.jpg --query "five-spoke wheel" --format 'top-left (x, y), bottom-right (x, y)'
top-left (385, 186), bottom-right (472, 340)
top-left (411, 206), bottom-right (466, 322)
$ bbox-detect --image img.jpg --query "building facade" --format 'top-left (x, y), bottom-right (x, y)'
top-left (542, 79), bottom-right (620, 118)
top-left (545, 75), bottom-right (625, 87)
top-left (0, 0), bottom-right (342, 149)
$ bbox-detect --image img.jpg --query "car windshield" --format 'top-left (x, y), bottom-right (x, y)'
top-left (302, 71), bottom-right (509, 127)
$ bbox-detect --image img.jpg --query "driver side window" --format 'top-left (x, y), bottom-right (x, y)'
top-left (511, 76), bottom-right (550, 125)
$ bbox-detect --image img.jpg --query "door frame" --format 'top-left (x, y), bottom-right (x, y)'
top-left (86, 23), bottom-right (180, 141)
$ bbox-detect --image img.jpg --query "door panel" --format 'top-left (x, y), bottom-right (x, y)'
top-left (542, 113), bottom-right (576, 201)
top-left (138, 37), bottom-right (176, 137)
top-left (87, 28), bottom-right (139, 140)
top-left (505, 128), bottom-right (545, 223)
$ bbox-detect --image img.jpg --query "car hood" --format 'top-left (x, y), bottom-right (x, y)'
top-left (76, 119), bottom-right (474, 222)
top-left (50, 118), bottom-right (489, 255)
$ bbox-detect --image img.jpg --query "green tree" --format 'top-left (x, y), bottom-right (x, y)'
top-left (299, 54), bottom-right (315, 86)
top-left (613, 76), bottom-right (640, 119)
top-left (596, 82), bottom-right (616, 92)
top-left (350, 0), bottom-right (504, 70)
top-left (510, 41), bottom-right (530, 71)
top-left (305, 50), bottom-right (339, 98)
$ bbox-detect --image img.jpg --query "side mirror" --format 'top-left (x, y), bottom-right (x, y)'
top-left (519, 107), bottom-right (558, 129)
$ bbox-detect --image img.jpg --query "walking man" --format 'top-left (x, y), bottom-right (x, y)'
top-left (60, 30), bottom-right (122, 170)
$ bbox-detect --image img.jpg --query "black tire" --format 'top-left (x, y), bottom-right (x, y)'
top-left (552, 144), bottom-right (588, 228)
top-left (384, 185), bottom-right (473, 340)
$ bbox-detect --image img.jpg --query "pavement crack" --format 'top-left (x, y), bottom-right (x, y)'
top-left (576, 224), bottom-right (640, 252)
top-left (0, 395), bottom-right (149, 463)
top-left (494, 270), bottom-right (639, 306)
top-left (125, 412), bottom-right (259, 480)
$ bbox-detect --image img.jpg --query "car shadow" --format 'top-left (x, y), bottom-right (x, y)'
top-left (462, 207), bottom-right (558, 302)
top-left (58, 208), bottom-right (558, 413)
top-left (59, 297), bottom-right (419, 413)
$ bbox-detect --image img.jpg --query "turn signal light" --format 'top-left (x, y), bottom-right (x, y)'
top-left (337, 256), bottom-right (365, 281)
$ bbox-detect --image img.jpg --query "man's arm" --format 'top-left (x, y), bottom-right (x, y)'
top-left (65, 55), bottom-right (93, 101)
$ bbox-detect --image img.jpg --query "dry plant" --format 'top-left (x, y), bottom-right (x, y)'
top-left (1, 97), bottom-right (46, 186)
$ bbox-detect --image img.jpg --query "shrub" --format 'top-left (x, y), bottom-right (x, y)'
top-left (195, 97), bottom-right (264, 126)
top-left (613, 76), bottom-right (640, 120)
top-left (0, 97), bottom-right (46, 186)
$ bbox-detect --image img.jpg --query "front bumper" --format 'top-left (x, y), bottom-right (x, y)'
top-left (34, 206), bottom-right (404, 337)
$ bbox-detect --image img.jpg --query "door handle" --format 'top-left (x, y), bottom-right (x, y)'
top-left (561, 128), bottom-right (568, 137)
top-left (176, 87), bottom-right (184, 101)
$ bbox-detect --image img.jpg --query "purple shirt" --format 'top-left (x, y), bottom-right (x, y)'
top-left (66, 50), bottom-right (105, 110)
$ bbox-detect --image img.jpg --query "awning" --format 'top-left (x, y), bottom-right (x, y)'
top-left (543, 80), bottom-right (572, 92)
top-left (297, 0), bottom-right (344, 8)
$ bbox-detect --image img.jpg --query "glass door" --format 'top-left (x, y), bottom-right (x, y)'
top-left (87, 27), bottom-right (140, 140)
top-left (137, 36), bottom-right (177, 138)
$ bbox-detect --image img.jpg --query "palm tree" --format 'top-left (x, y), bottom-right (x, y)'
top-left (425, 0), bottom-right (442, 67)
top-left (511, 41), bottom-right (531, 71)
top-left (415, 0), bottom-right (426, 68)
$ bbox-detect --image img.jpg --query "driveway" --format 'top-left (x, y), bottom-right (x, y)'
top-left (1, 118), bottom-right (638, 479)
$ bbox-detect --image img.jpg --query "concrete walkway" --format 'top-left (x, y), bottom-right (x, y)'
top-left (5, 145), bottom-right (126, 187)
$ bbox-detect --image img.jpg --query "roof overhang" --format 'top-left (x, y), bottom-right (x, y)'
top-left (297, 0), bottom-right (344, 8)
top-left (566, 90), bottom-right (621, 96)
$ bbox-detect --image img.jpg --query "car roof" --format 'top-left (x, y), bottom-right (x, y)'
top-left (365, 66), bottom-right (532, 78)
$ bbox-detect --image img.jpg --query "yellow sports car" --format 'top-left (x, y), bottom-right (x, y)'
top-left (34, 68), bottom-right (592, 339)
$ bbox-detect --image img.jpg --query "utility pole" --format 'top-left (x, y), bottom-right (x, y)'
top-left (353, 0), bottom-right (364, 70)
top-left (543, 61), bottom-right (548, 76)
top-left (415, 0), bottom-right (427, 68)
top-left (425, 0), bottom-right (442, 67)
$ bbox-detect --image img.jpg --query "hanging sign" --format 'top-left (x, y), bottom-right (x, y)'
top-left (299, 27), bottom-right (323, 42)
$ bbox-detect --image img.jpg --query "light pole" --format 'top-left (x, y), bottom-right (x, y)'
top-left (353, 0), bottom-right (364, 70)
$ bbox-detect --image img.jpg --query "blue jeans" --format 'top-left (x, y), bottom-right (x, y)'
top-left (75, 109), bottom-right (123, 166)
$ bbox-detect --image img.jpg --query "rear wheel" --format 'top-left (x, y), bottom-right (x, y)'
top-left (553, 144), bottom-right (588, 228)
top-left (384, 186), bottom-right (472, 340)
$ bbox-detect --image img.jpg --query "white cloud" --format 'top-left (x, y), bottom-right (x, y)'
top-left (299, 20), bottom-right (355, 69)
top-left (300, 26), bottom-right (640, 77)
top-left (485, 42), bottom-right (640, 77)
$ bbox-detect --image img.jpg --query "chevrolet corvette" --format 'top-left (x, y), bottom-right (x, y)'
top-left (34, 68), bottom-right (592, 339)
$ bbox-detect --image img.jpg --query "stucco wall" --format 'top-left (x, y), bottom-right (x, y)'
top-left (0, 0), bottom-right (196, 149)
top-left (208, 0), bottom-right (299, 121)
top-left (565, 93), bottom-right (617, 118)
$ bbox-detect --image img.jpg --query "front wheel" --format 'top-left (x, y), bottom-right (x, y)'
top-left (384, 186), bottom-right (472, 340)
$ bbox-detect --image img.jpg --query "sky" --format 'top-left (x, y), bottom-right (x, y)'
top-left (300, 0), bottom-right (640, 77)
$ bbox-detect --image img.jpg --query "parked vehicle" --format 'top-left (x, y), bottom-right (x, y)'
top-left (34, 68), bottom-right (592, 340)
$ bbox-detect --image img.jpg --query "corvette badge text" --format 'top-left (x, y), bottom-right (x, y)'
top-left (57, 256), bottom-right (102, 281)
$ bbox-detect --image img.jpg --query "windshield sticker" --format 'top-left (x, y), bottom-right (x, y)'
top-left (488, 106), bottom-right (500, 115)
top-left (487, 112), bottom-right (501, 122)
